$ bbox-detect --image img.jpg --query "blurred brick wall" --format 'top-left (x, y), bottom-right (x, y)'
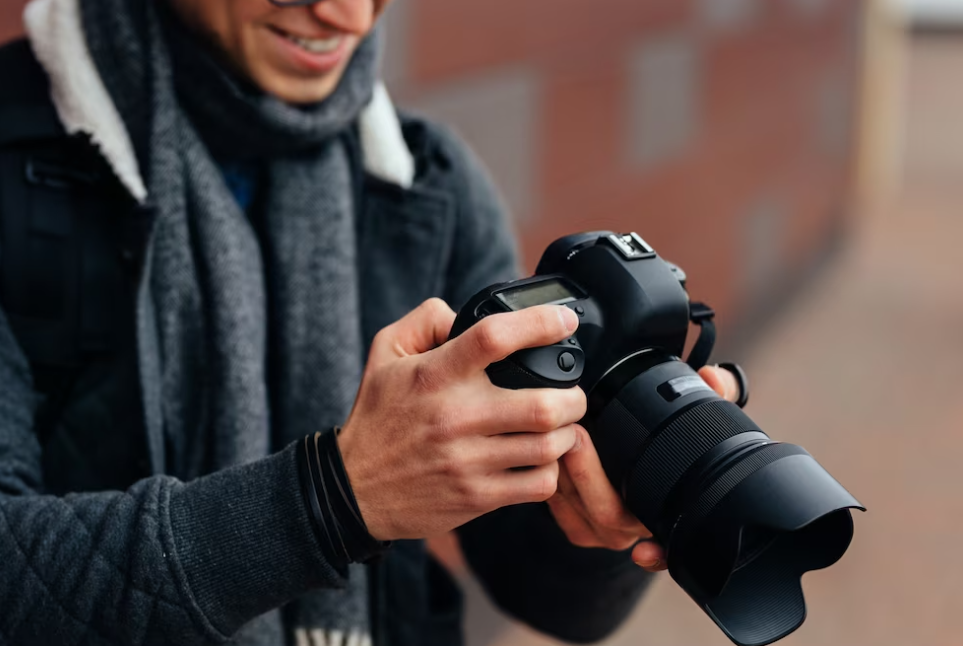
top-left (386, 0), bottom-right (866, 340)
top-left (0, 1), bottom-right (26, 43)
top-left (1, 0), bottom-right (866, 340)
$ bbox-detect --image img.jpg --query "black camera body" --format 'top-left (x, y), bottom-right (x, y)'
top-left (451, 232), bottom-right (863, 646)
top-left (451, 232), bottom-right (690, 386)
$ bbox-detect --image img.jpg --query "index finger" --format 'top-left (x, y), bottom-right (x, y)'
top-left (562, 426), bottom-right (651, 536)
top-left (434, 305), bottom-right (578, 380)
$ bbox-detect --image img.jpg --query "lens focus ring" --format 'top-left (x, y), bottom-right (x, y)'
top-left (624, 398), bottom-right (761, 529)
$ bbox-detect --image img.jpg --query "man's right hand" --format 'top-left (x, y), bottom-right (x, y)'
top-left (337, 298), bottom-right (586, 542)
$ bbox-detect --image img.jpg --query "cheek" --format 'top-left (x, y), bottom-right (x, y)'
top-left (232, 5), bottom-right (277, 58)
top-left (175, 0), bottom-right (271, 77)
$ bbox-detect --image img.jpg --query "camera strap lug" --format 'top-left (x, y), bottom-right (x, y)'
top-left (687, 302), bottom-right (716, 371)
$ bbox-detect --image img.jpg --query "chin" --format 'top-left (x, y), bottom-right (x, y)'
top-left (240, 30), bottom-right (359, 105)
top-left (255, 72), bottom-right (344, 105)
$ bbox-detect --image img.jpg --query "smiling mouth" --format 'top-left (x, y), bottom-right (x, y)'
top-left (272, 27), bottom-right (344, 54)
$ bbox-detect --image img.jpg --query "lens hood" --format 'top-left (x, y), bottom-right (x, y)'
top-left (667, 448), bottom-right (865, 646)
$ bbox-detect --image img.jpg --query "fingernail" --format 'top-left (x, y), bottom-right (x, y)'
top-left (558, 307), bottom-right (579, 333)
top-left (634, 557), bottom-right (662, 570)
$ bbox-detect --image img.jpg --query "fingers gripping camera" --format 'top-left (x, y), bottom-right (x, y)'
top-left (450, 232), bottom-right (864, 646)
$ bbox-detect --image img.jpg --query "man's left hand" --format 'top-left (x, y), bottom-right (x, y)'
top-left (545, 365), bottom-right (743, 573)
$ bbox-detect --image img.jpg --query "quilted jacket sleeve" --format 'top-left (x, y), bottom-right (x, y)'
top-left (0, 308), bottom-right (343, 646)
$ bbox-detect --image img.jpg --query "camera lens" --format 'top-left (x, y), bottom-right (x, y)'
top-left (586, 351), bottom-right (863, 646)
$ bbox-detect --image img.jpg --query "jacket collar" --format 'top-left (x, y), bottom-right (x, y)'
top-left (23, 0), bottom-right (416, 204)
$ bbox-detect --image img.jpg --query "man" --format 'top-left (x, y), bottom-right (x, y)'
top-left (0, 0), bottom-right (743, 644)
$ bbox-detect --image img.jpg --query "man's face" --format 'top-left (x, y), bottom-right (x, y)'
top-left (167, 0), bottom-right (387, 105)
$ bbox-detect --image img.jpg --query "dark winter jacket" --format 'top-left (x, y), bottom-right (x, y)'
top-left (0, 29), bottom-right (652, 646)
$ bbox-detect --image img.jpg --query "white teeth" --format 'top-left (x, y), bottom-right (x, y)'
top-left (285, 33), bottom-right (342, 54)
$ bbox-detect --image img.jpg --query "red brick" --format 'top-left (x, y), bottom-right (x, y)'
top-left (0, 0), bottom-right (26, 43)
top-left (540, 52), bottom-right (627, 199)
top-left (409, 0), bottom-right (688, 86)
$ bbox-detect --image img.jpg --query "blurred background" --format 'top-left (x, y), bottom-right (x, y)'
top-left (2, 0), bottom-right (960, 645)
top-left (391, 2), bottom-right (961, 645)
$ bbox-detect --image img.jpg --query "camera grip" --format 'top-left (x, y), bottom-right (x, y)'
top-left (450, 289), bottom-right (585, 390)
top-left (485, 347), bottom-right (583, 390)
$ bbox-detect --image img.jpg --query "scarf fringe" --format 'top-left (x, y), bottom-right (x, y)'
top-left (295, 628), bottom-right (373, 646)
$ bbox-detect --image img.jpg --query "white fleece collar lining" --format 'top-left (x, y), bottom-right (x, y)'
top-left (25, 0), bottom-right (148, 201)
top-left (23, 0), bottom-right (415, 204)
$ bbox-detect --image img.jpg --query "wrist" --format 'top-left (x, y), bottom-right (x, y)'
top-left (297, 429), bottom-right (392, 568)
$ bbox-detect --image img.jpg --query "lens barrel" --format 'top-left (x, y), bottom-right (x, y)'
top-left (587, 352), bottom-right (863, 646)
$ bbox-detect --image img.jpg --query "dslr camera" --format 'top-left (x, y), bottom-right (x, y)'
top-left (451, 232), bottom-right (863, 646)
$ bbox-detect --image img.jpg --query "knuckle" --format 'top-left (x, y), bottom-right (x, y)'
top-left (531, 471), bottom-right (559, 502)
top-left (432, 405), bottom-right (464, 441)
top-left (422, 297), bottom-right (446, 313)
top-left (567, 388), bottom-right (588, 417)
top-left (473, 320), bottom-right (505, 358)
top-left (453, 479), bottom-right (477, 509)
top-left (437, 444), bottom-right (466, 478)
top-left (423, 297), bottom-right (453, 321)
top-left (371, 326), bottom-right (393, 350)
top-left (531, 394), bottom-right (562, 430)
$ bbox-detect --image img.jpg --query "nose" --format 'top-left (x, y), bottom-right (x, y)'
top-left (269, 0), bottom-right (376, 35)
top-left (309, 0), bottom-right (375, 35)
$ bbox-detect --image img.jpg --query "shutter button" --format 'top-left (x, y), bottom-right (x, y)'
top-left (557, 352), bottom-right (577, 373)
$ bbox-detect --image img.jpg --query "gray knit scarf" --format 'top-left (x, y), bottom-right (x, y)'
top-left (80, 0), bottom-right (377, 643)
